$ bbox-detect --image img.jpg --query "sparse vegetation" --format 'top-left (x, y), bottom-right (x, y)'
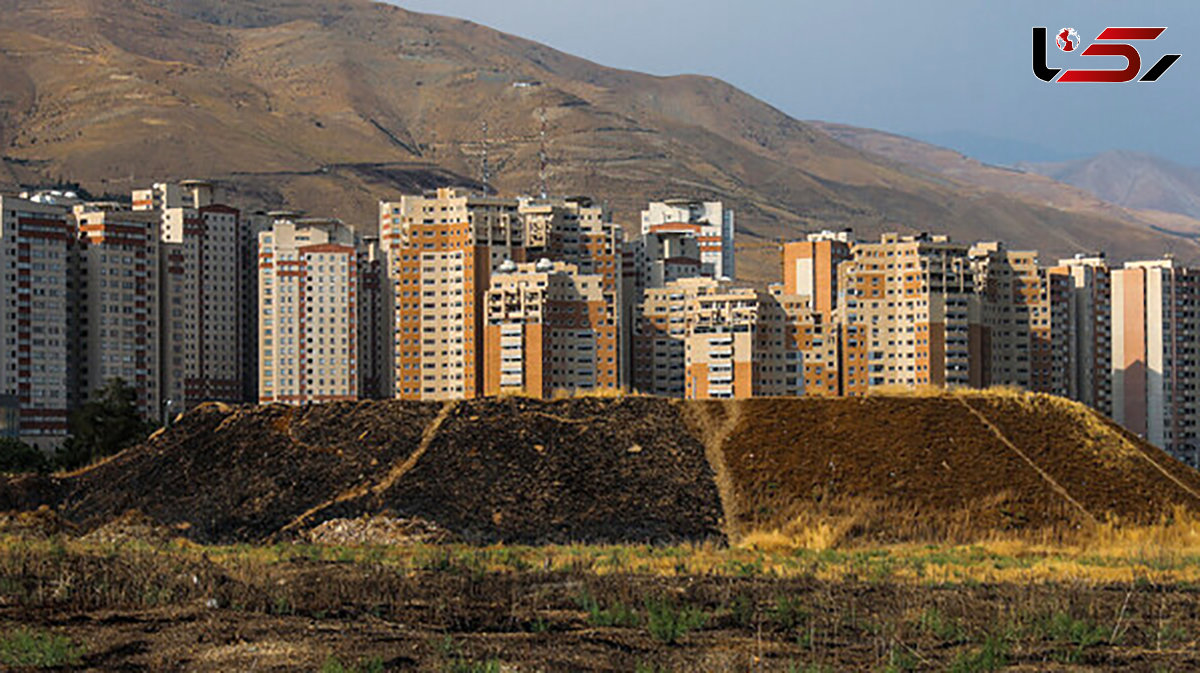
top-left (0, 628), bottom-right (83, 668)
top-left (948, 634), bottom-right (1008, 673)
top-left (1041, 611), bottom-right (1108, 663)
top-left (0, 533), bottom-right (1199, 668)
top-left (643, 597), bottom-right (707, 645)
top-left (321, 655), bottom-right (385, 673)
top-left (574, 590), bottom-right (640, 627)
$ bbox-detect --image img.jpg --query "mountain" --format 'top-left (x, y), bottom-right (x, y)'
top-left (0, 0), bottom-right (1198, 281)
top-left (907, 130), bottom-right (1076, 166)
top-left (1019, 151), bottom-right (1200, 223)
top-left (813, 122), bottom-right (1200, 248)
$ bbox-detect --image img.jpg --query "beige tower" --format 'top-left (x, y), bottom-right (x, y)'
top-left (258, 217), bottom-right (362, 405)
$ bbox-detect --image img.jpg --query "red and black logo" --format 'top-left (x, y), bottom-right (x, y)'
top-left (1034, 27), bottom-right (1181, 83)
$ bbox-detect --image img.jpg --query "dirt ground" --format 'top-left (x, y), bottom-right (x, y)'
top-left (7, 558), bottom-right (1200, 672)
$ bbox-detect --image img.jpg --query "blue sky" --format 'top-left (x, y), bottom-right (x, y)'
top-left (390, 0), bottom-right (1198, 166)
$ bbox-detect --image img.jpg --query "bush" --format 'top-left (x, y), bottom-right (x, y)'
top-left (0, 628), bottom-right (84, 668)
top-left (0, 437), bottom-right (49, 474)
top-left (644, 597), bottom-right (707, 645)
top-left (56, 378), bottom-right (155, 470)
top-left (1043, 612), bottom-right (1106, 663)
top-left (919, 607), bottom-right (967, 643)
top-left (574, 590), bottom-right (639, 627)
top-left (769, 594), bottom-right (809, 630)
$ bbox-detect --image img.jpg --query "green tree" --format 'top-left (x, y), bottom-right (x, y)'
top-left (0, 437), bottom-right (49, 474)
top-left (55, 379), bottom-right (153, 470)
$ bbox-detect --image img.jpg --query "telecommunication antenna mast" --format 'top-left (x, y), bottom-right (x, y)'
top-left (480, 121), bottom-right (491, 194)
top-left (538, 107), bottom-right (548, 199)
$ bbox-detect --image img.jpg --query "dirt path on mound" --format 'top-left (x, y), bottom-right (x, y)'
top-left (1112, 426), bottom-right (1200, 503)
top-left (280, 401), bottom-right (458, 534)
top-left (957, 397), bottom-right (1097, 525)
top-left (681, 400), bottom-right (744, 541)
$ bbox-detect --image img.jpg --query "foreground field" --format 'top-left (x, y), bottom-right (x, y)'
top-left (4, 533), bottom-right (1200, 671)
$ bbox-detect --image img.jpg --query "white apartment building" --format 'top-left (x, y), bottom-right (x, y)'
top-left (641, 199), bottom-right (735, 281)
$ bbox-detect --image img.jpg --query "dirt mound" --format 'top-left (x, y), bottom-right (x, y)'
top-left (719, 393), bottom-right (1200, 545)
top-left (4, 392), bottom-right (1199, 546)
top-left (321, 397), bottom-right (723, 545)
top-left (58, 401), bottom-right (440, 542)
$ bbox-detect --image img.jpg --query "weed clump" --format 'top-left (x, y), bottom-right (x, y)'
top-left (644, 597), bottom-right (707, 645)
top-left (0, 628), bottom-right (84, 668)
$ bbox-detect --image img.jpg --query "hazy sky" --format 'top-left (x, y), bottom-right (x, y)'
top-left (390, 0), bottom-right (1198, 166)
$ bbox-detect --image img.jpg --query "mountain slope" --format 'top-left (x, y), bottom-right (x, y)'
top-left (1020, 151), bottom-right (1200, 222)
top-left (0, 0), bottom-right (1197, 281)
top-left (813, 122), bottom-right (1200, 246)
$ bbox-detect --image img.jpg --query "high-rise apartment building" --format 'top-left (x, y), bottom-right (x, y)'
top-left (257, 217), bottom-right (362, 405)
top-left (379, 188), bottom-right (525, 401)
top-left (483, 259), bottom-right (608, 397)
top-left (1050, 255), bottom-right (1112, 414)
top-left (69, 203), bottom-right (161, 420)
top-left (839, 233), bottom-right (977, 394)
top-left (632, 278), bottom-right (837, 399)
top-left (357, 236), bottom-right (388, 400)
top-left (641, 200), bottom-right (735, 281)
top-left (781, 231), bottom-right (852, 317)
top-left (1110, 259), bottom-right (1200, 463)
top-left (518, 196), bottom-right (624, 390)
top-left (969, 243), bottom-right (1071, 394)
top-left (240, 210), bottom-right (274, 404)
top-left (758, 287), bottom-right (841, 397)
top-left (626, 231), bottom-right (703, 294)
top-left (137, 180), bottom-right (244, 412)
top-left (0, 196), bottom-right (71, 448)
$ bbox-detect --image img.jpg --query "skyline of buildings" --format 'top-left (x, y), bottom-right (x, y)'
top-left (2, 179), bottom-right (1198, 465)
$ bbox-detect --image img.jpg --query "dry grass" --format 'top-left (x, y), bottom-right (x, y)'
top-left (727, 507), bottom-right (1200, 584)
top-left (7, 511), bottom-right (1200, 591)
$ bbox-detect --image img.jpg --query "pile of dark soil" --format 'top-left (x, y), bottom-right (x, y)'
top-left (3, 392), bottom-right (1199, 546)
top-left (326, 396), bottom-right (723, 544)
top-left (57, 401), bottom-right (439, 543)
